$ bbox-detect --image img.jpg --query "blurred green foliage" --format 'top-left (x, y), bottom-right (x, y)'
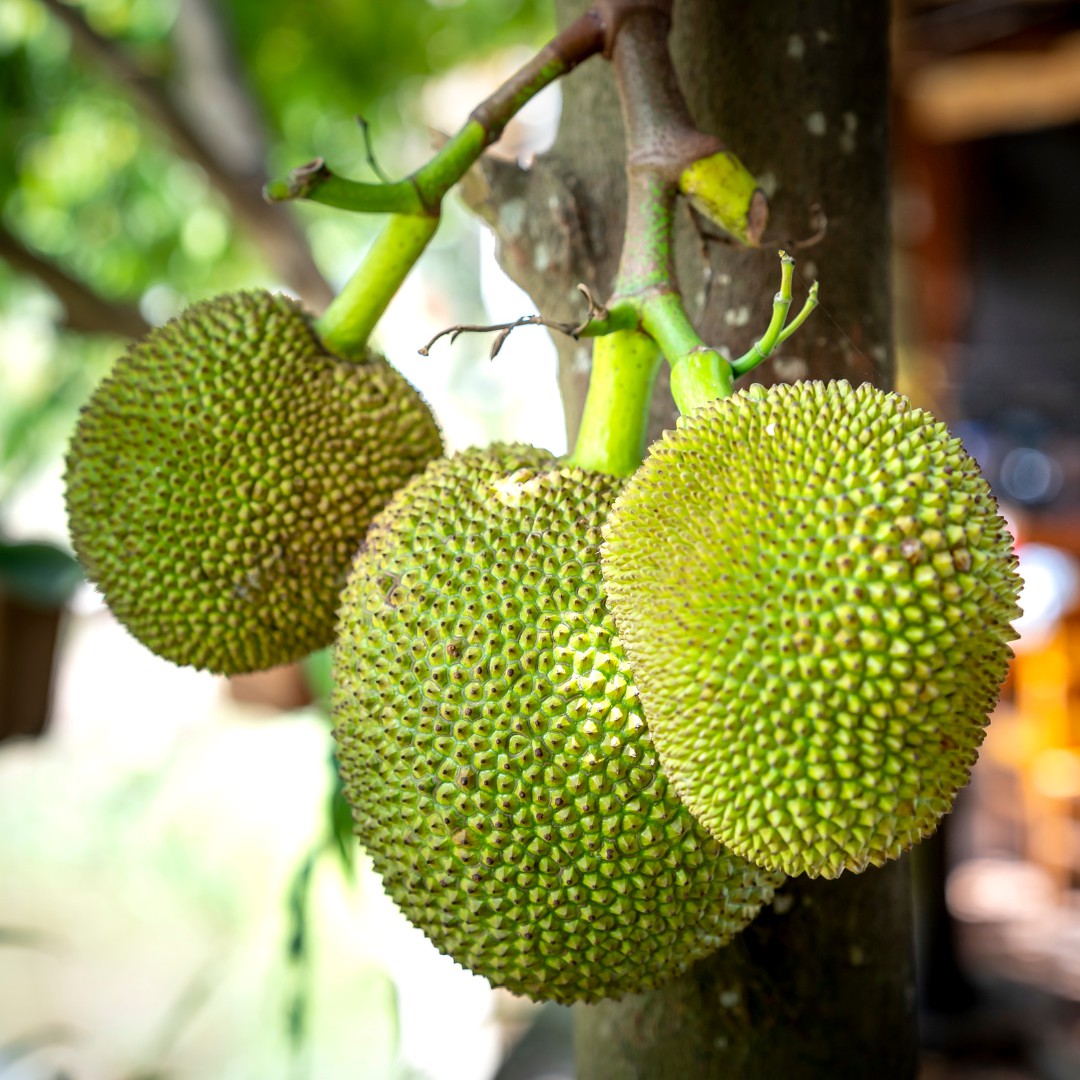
top-left (1, 4), bottom-right (557, 1071)
top-left (0, 276), bottom-right (116, 510)
top-left (0, 0), bottom-right (552, 514)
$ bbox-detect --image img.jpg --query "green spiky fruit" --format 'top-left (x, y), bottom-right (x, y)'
top-left (65, 290), bottom-right (442, 675)
top-left (332, 445), bottom-right (781, 1004)
top-left (601, 380), bottom-right (1021, 879)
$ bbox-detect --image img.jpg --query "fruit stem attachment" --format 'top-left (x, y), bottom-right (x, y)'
top-left (571, 8), bottom-right (818, 423)
top-left (578, 2), bottom-right (760, 428)
top-left (265, 9), bottom-right (606, 216)
top-left (314, 213), bottom-right (439, 359)
top-left (668, 347), bottom-right (734, 415)
top-left (602, 167), bottom-right (735, 414)
top-left (566, 330), bottom-right (662, 477)
top-left (669, 253), bottom-right (819, 413)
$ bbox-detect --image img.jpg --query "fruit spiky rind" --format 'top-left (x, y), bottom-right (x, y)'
top-left (601, 380), bottom-right (1022, 879)
top-left (64, 289), bottom-right (442, 675)
top-left (332, 445), bottom-right (782, 1004)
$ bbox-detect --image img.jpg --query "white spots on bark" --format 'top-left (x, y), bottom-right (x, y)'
top-left (839, 111), bottom-right (859, 155)
top-left (802, 259), bottom-right (818, 282)
top-left (787, 34), bottom-right (805, 60)
top-left (498, 198), bottom-right (526, 238)
top-left (773, 356), bottom-right (808, 382)
top-left (806, 111), bottom-right (827, 137)
top-left (572, 343), bottom-right (591, 375)
top-left (723, 305), bottom-right (751, 328)
top-left (534, 242), bottom-right (551, 272)
top-left (757, 171), bottom-right (779, 199)
top-left (719, 989), bottom-right (742, 1009)
top-left (773, 892), bottom-right (795, 915)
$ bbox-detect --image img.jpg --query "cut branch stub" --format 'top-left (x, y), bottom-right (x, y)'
top-left (680, 152), bottom-right (767, 246)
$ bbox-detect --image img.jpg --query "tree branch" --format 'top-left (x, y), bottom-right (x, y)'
top-left (169, 0), bottom-right (272, 178)
top-left (268, 7), bottom-right (609, 217)
top-left (39, 0), bottom-right (332, 309)
top-left (0, 224), bottom-right (150, 338)
top-left (417, 284), bottom-right (611, 357)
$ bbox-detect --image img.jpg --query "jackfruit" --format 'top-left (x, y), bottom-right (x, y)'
top-left (601, 380), bottom-right (1021, 879)
top-left (332, 445), bottom-right (782, 1003)
top-left (65, 290), bottom-right (442, 675)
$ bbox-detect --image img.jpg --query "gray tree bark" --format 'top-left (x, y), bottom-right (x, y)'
top-left (469, 1), bottom-right (918, 1076)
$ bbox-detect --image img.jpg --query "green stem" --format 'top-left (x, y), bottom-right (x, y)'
top-left (566, 330), bottom-right (662, 477)
top-left (616, 174), bottom-right (677, 295)
top-left (639, 292), bottom-right (710, 370)
top-left (576, 301), bottom-right (639, 340)
top-left (413, 122), bottom-right (488, 212)
top-left (777, 280), bottom-right (820, 344)
top-left (266, 10), bottom-right (605, 215)
top-left (729, 252), bottom-right (793, 375)
top-left (576, 291), bottom-right (734, 417)
top-left (263, 161), bottom-right (424, 215)
top-left (273, 10), bottom-right (607, 359)
top-left (670, 253), bottom-right (813, 409)
top-left (314, 214), bottom-right (439, 358)
top-left (609, 169), bottom-right (736, 414)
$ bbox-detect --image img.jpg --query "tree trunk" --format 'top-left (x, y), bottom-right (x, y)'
top-left (474, 1), bottom-right (917, 1075)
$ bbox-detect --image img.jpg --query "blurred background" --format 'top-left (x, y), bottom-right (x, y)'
top-left (3, 0), bottom-right (1080, 1077)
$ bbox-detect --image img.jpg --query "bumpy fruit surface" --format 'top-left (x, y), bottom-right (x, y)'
top-left (65, 290), bottom-right (442, 675)
top-left (332, 445), bottom-right (781, 1004)
top-left (601, 380), bottom-right (1021, 879)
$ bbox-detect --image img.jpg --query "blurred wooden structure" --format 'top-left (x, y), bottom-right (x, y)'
top-left (0, 590), bottom-right (63, 742)
top-left (895, 0), bottom-right (1080, 902)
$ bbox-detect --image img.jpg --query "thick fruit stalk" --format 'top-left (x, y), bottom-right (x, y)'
top-left (566, 330), bottom-right (662, 477)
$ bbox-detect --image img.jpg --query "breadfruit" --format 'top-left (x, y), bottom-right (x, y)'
top-left (601, 380), bottom-right (1021, 879)
top-left (332, 445), bottom-right (782, 1004)
top-left (65, 290), bottom-right (442, 675)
